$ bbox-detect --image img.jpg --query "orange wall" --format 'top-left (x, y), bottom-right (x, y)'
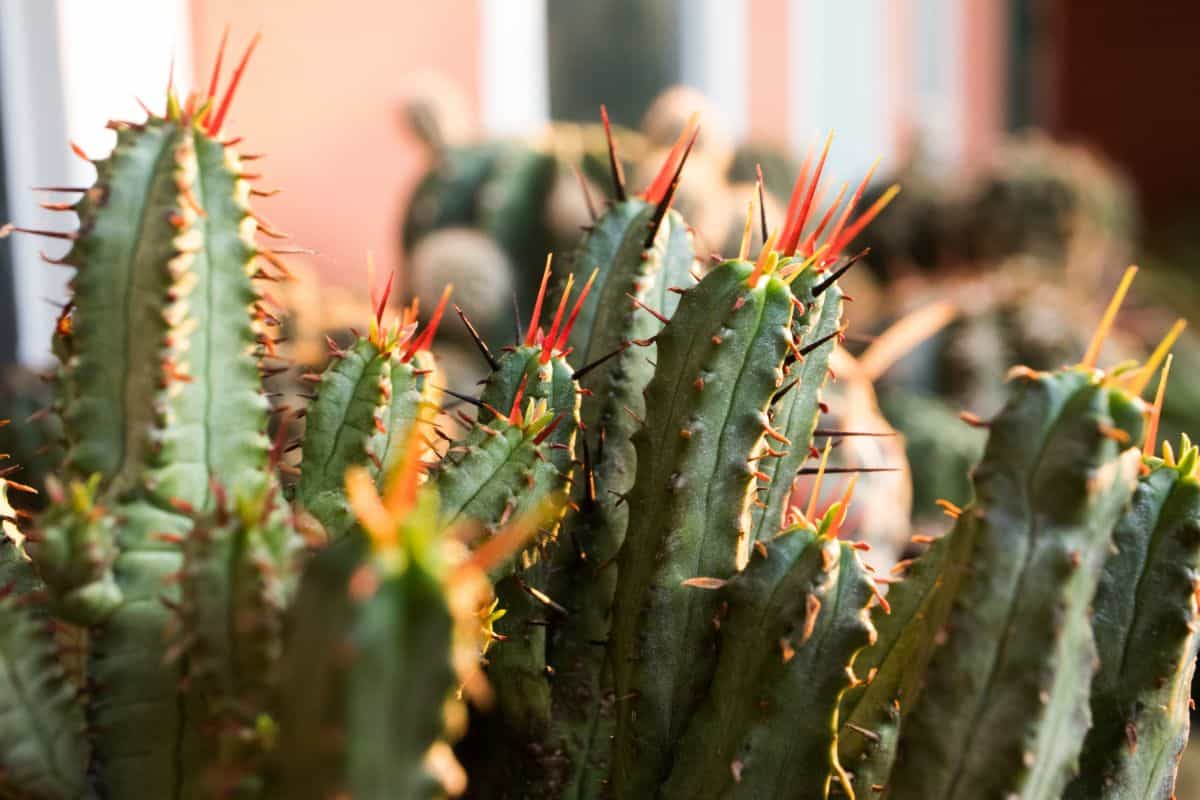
top-left (190, 1), bottom-right (481, 292)
top-left (961, 0), bottom-right (1007, 173)
top-left (746, 0), bottom-right (790, 143)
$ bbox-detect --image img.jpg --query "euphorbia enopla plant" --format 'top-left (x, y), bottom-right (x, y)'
top-left (0, 35), bottom-right (1197, 800)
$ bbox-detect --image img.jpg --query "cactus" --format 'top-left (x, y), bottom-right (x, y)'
top-left (662, 513), bottom-right (876, 799)
top-left (0, 475), bottom-right (89, 799)
top-left (278, 431), bottom-right (540, 799)
top-left (1066, 362), bottom-right (1200, 798)
top-left (1, 40), bottom-right (1198, 800)
top-left (297, 278), bottom-right (448, 540)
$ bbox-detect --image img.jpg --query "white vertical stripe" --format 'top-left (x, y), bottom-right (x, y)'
top-left (0, 0), bottom-right (191, 365)
top-left (789, 0), bottom-right (895, 182)
top-left (1, 1), bottom-right (72, 366)
top-left (56, 0), bottom-right (192, 153)
top-left (911, 0), bottom-right (964, 172)
top-left (480, 0), bottom-right (550, 136)
top-left (680, 0), bottom-right (748, 139)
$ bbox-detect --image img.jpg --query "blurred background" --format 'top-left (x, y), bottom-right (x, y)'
top-left (2, 1), bottom-right (1200, 775)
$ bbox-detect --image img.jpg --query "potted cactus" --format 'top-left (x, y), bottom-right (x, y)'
top-left (0, 37), bottom-right (1196, 800)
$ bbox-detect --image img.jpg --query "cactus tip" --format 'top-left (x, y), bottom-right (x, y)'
top-left (818, 157), bottom-right (880, 265)
top-left (641, 112), bottom-right (700, 205)
top-left (455, 304), bottom-right (499, 371)
top-left (748, 231), bottom-right (779, 284)
top-left (1129, 318), bottom-right (1186, 395)
top-left (1144, 354), bottom-right (1172, 458)
top-left (755, 163), bottom-right (770, 241)
top-left (403, 284), bottom-right (452, 360)
top-left (826, 183), bottom-right (899, 262)
top-left (599, 104), bottom-right (628, 202)
top-left (780, 130), bottom-right (833, 256)
top-left (1081, 265), bottom-right (1138, 370)
top-left (206, 31), bottom-right (262, 135)
top-left (525, 255), bottom-right (554, 347)
top-left (824, 474), bottom-right (858, 539)
top-left (508, 373), bottom-right (530, 426)
top-left (206, 24), bottom-right (232, 102)
top-left (554, 267), bottom-right (599, 354)
top-left (541, 272), bottom-right (576, 362)
top-left (805, 438), bottom-right (834, 522)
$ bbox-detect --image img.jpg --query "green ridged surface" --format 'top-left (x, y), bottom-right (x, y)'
top-left (609, 259), bottom-right (795, 797)
top-left (278, 514), bottom-right (455, 799)
top-left (149, 132), bottom-right (270, 508)
top-left (436, 420), bottom-right (564, 543)
top-left (0, 505), bottom-right (88, 800)
top-left (664, 524), bottom-right (875, 799)
top-left (837, 534), bottom-right (953, 796)
top-left (60, 121), bottom-right (182, 492)
top-left (30, 477), bottom-right (121, 626)
top-left (541, 202), bottom-right (695, 798)
top-left (477, 345), bottom-right (579, 472)
top-left (299, 338), bottom-right (435, 539)
top-left (879, 369), bottom-right (1143, 799)
top-left (747, 269), bottom-right (841, 545)
top-left (173, 476), bottom-right (295, 796)
top-left (1066, 450), bottom-right (1200, 799)
top-left (52, 116), bottom-right (270, 799)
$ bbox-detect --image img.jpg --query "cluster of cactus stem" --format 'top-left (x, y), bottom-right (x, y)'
top-left (0, 41), bottom-right (1197, 800)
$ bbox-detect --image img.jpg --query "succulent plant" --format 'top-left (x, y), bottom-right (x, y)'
top-left (0, 40), bottom-right (1195, 800)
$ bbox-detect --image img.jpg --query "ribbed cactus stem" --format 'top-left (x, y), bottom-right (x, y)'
top-left (298, 285), bottom-right (448, 539)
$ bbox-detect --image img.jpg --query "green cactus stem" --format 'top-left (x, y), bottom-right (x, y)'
top-left (6, 36), bottom-right (289, 799)
top-left (839, 367), bottom-right (1144, 798)
top-left (838, 267), bottom-right (1146, 798)
top-left (536, 116), bottom-right (700, 797)
top-left (436, 263), bottom-right (589, 539)
top-left (0, 477), bottom-right (89, 800)
top-left (278, 433), bottom-right (541, 799)
top-left (746, 141), bottom-right (896, 548)
top-left (29, 475), bottom-right (121, 625)
top-left (1066, 427), bottom-right (1200, 799)
top-left (663, 507), bottom-right (876, 800)
top-left (607, 141), bottom-right (899, 796)
top-left (608, 252), bottom-right (796, 796)
top-left (298, 282), bottom-right (449, 540)
top-left (168, 473), bottom-right (297, 796)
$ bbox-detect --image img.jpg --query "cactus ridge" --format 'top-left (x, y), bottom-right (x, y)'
top-left (19, 39), bottom-right (291, 799)
top-left (1066, 435), bottom-right (1200, 799)
top-left (280, 430), bottom-right (541, 799)
top-left (664, 519), bottom-right (876, 799)
top-left (298, 287), bottom-right (448, 540)
top-left (431, 271), bottom-right (590, 750)
top-left (845, 367), bottom-right (1144, 799)
top-left (539, 199), bottom-right (696, 797)
top-left (168, 474), bottom-right (297, 795)
top-left (0, 478), bottom-right (89, 799)
top-left (436, 265), bottom-right (589, 539)
top-left (747, 269), bottom-right (842, 546)
top-left (280, 449), bottom-right (458, 799)
top-left (31, 475), bottom-right (122, 625)
top-left (609, 257), bottom-right (796, 796)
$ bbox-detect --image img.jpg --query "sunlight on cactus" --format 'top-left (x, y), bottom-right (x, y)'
top-left (0, 35), bottom-right (1196, 800)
